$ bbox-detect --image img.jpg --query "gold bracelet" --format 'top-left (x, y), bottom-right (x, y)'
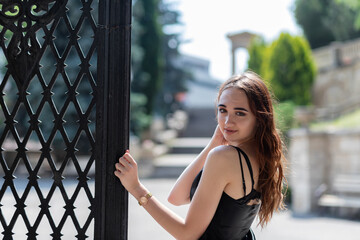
top-left (138, 192), bottom-right (152, 206)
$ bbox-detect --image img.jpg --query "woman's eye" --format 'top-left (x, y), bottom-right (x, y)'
top-left (236, 112), bottom-right (246, 116)
top-left (219, 108), bottom-right (226, 113)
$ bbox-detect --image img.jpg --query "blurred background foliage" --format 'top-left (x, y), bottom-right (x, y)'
top-left (294, 0), bottom-right (360, 49)
top-left (131, 0), bottom-right (189, 139)
top-left (248, 33), bottom-right (316, 106)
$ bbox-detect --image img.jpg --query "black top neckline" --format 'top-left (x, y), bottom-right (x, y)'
top-left (190, 146), bottom-right (261, 205)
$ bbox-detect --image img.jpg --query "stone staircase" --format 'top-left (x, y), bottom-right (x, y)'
top-left (149, 107), bottom-right (217, 178)
top-left (150, 138), bottom-right (210, 178)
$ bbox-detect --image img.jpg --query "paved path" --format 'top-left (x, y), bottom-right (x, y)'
top-left (129, 178), bottom-right (360, 240)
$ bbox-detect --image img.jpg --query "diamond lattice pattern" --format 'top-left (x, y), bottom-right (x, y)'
top-left (0, 0), bottom-right (97, 239)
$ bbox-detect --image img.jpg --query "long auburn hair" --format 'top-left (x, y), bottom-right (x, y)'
top-left (217, 71), bottom-right (286, 228)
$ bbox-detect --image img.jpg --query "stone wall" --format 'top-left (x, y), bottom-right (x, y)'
top-left (288, 128), bottom-right (360, 215)
top-left (312, 40), bottom-right (360, 119)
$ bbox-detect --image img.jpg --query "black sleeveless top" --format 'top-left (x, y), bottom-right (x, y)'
top-left (190, 146), bottom-right (261, 240)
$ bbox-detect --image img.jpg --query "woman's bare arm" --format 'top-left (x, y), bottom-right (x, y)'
top-left (114, 146), bottom-right (231, 240)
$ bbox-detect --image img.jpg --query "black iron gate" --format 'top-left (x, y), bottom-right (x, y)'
top-left (0, 0), bottom-right (131, 239)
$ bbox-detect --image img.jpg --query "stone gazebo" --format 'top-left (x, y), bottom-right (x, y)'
top-left (227, 31), bottom-right (257, 75)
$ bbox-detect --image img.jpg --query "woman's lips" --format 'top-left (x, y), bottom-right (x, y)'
top-left (224, 129), bottom-right (237, 134)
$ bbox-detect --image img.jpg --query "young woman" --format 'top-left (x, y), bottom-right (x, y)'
top-left (114, 71), bottom-right (286, 240)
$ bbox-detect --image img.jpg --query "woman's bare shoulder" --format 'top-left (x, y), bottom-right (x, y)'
top-left (203, 145), bottom-right (240, 184)
top-left (210, 145), bottom-right (237, 156)
top-left (206, 145), bottom-right (239, 166)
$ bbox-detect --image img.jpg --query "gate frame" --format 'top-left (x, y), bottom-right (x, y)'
top-left (95, 0), bottom-right (132, 239)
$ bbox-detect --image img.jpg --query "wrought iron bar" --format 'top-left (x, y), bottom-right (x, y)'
top-left (95, 0), bottom-right (132, 239)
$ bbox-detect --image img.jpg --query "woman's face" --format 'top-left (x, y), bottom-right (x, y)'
top-left (217, 88), bottom-right (257, 147)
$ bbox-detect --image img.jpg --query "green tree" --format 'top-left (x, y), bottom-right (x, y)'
top-left (292, 36), bottom-right (317, 105)
top-left (130, 93), bottom-right (151, 137)
top-left (294, 0), bottom-right (335, 48)
top-left (336, 0), bottom-right (360, 29)
top-left (323, 0), bottom-right (360, 41)
top-left (263, 33), bottom-right (316, 105)
top-left (247, 36), bottom-right (267, 76)
top-left (131, 0), bottom-right (163, 116)
top-left (294, 0), bottom-right (360, 48)
top-left (131, 0), bottom-right (188, 137)
top-left (157, 0), bottom-right (189, 116)
top-left (274, 100), bottom-right (296, 140)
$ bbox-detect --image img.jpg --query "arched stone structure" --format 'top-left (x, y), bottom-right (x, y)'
top-left (227, 31), bottom-right (257, 75)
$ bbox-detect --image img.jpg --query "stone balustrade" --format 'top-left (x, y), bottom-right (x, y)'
top-left (313, 39), bottom-right (360, 71)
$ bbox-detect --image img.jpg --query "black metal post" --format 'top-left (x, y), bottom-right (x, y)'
top-left (95, 0), bottom-right (132, 239)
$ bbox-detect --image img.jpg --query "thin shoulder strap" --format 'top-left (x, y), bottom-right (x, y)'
top-left (237, 148), bottom-right (255, 188)
top-left (233, 146), bottom-right (246, 194)
top-left (234, 146), bottom-right (255, 189)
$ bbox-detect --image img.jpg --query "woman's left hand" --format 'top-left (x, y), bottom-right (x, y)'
top-left (114, 150), bottom-right (141, 194)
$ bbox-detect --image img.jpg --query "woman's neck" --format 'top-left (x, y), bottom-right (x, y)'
top-left (229, 138), bottom-right (255, 152)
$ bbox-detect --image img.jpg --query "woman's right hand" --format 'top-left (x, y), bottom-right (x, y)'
top-left (208, 125), bottom-right (227, 148)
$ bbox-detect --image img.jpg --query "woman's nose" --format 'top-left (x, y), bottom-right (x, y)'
top-left (225, 114), bottom-right (233, 124)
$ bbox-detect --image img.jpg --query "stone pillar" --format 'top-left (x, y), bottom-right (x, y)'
top-left (231, 49), bottom-right (236, 75)
top-left (289, 129), bottom-right (312, 215)
top-left (288, 129), bottom-right (330, 215)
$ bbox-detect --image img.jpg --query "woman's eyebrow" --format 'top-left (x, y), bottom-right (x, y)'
top-left (218, 104), bottom-right (248, 112)
top-left (234, 107), bottom-right (248, 112)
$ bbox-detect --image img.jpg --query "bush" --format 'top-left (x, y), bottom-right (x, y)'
top-left (247, 36), bottom-right (267, 76)
top-left (274, 100), bottom-right (296, 135)
top-left (130, 93), bottom-right (152, 138)
top-left (248, 33), bottom-right (316, 106)
top-left (264, 33), bottom-right (316, 105)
